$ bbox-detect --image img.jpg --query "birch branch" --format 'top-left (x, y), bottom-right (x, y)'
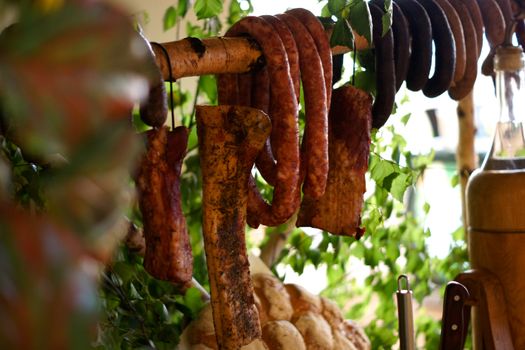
top-left (456, 91), bottom-right (478, 234)
top-left (152, 34), bottom-right (369, 80)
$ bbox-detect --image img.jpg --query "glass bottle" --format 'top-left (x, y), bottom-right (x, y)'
top-left (483, 46), bottom-right (525, 170)
top-left (466, 45), bottom-right (525, 348)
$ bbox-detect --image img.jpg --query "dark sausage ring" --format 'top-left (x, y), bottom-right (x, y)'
top-left (478, 0), bottom-right (506, 76)
top-left (395, 0), bottom-right (432, 92)
top-left (237, 72), bottom-right (252, 107)
top-left (391, 2), bottom-right (411, 91)
top-left (459, 0), bottom-right (484, 57)
top-left (517, 19), bottom-right (525, 50)
top-left (371, 0), bottom-right (410, 91)
top-left (369, 3), bottom-right (396, 129)
top-left (217, 73), bottom-right (239, 105)
top-left (434, 0), bottom-right (466, 83)
top-left (448, 0), bottom-right (479, 100)
top-left (139, 42), bottom-right (168, 128)
top-left (415, 0), bottom-right (456, 97)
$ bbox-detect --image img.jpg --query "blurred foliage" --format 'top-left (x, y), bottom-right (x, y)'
top-left (0, 0), bottom-right (470, 349)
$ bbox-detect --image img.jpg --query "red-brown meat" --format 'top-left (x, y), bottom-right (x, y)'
top-left (136, 126), bottom-right (193, 287)
top-left (296, 86), bottom-right (372, 238)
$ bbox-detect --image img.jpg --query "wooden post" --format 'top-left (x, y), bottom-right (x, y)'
top-left (456, 92), bottom-right (478, 233)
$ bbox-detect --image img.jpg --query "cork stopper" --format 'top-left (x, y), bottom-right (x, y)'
top-left (494, 46), bottom-right (525, 71)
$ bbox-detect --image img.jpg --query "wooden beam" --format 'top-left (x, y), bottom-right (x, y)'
top-left (152, 34), bottom-right (369, 80)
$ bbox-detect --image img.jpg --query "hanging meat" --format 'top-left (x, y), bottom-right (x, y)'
top-left (219, 16), bottom-right (301, 228)
top-left (297, 85), bottom-right (372, 238)
top-left (135, 126), bottom-right (193, 288)
top-left (197, 105), bottom-right (271, 349)
top-left (276, 12), bottom-right (329, 199)
top-left (217, 9), bottom-right (333, 228)
top-left (369, 3), bottom-right (396, 129)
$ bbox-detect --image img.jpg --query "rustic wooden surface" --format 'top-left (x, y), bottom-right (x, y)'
top-left (456, 92), bottom-right (478, 233)
top-left (467, 170), bottom-right (525, 349)
top-left (456, 270), bottom-right (514, 350)
top-left (152, 33), bottom-right (369, 80)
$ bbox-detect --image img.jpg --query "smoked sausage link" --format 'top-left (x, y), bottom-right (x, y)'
top-left (225, 16), bottom-right (301, 226)
top-left (370, 3), bottom-right (396, 129)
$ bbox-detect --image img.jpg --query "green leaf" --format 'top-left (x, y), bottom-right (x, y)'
top-left (198, 75), bottom-right (217, 104)
top-left (228, 0), bottom-right (242, 25)
top-left (177, 0), bottom-right (189, 18)
top-left (348, 0), bottom-right (372, 45)
top-left (450, 173), bottom-right (459, 187)
top-left (330, 18), bottom-right (354, 48)
top-left (423, 202), bottom-right (431, 214)
top-left (194, 0), bottom-right (223, 20)
top-left (381, 0), bottom-right (393, 36)
top-left (400, 112), bottom-right (411, 125)
top-left (369, 156), bottom-right (395, 185)
top-left (228, 0), bottom-right (252, 25)
top-left (163, 6), bottom-right (177, 31)
top-left (389, 172), bottom-right (410, 202)
top-left (183, 287), bottom-right (205, 318)
top-left (112, 262), bottom-right (135, 284)
top-left (327, 0), bottom-right (347, 19)
top-left (321, 4), bottom-right (332, 17)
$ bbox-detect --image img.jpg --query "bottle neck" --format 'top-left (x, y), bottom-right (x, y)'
top-left (496, 68), bottom-right (523, 124)
top-left (483, 60), bottom-right (525, 170)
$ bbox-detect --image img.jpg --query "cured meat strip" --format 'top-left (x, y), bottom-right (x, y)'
top-left (277, 13), bottom-right (329, 199)
top-left (197, 105), bottom-right (271, 349)
top-left (286, 8), bottom-right (333, 108)
top-left (136, 126), bottom-right (193, 287)
top-left (296, 85), bottom-right (371, 238)
top-left (225, 16), bottom-right (300, 226)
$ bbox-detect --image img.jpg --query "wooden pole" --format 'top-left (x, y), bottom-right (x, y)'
top-left (152, 34), bottom-right (368, 80)
top-left (455, 91), bottom-right (478, 233)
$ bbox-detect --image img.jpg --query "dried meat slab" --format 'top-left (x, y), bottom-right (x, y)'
top-left (197, 105), bottom-right (271, 349)
top-left (136, 126), bottom-right (193, 287)
top-left (296, 86), bottom-right (372, 238)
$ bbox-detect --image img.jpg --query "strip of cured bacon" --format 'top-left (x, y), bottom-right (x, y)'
top-left (296, 86), bottom-right (372, 238)
top-left (197, 105), bottom-right (271, 349)
top-left (136, 126), bottom-right (193, 287)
